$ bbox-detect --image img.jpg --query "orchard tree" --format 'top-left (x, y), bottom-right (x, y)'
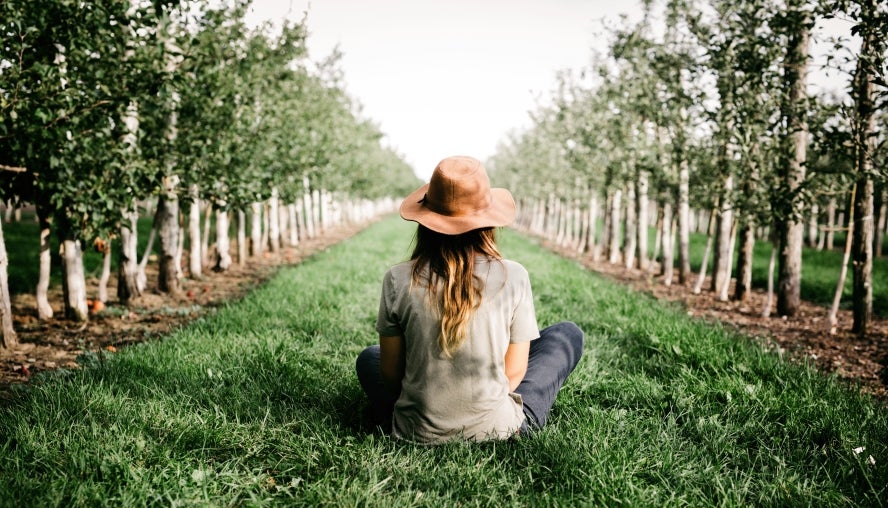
top-left (704, 0), bottom-right (782, 303)
top-left (773, 0), bottom-right (815, 317)
top-left (657, 0), bottom-right (703, 284)
top-left (0, 0), bottom-right (160, 322)
top-left (836, 0), bottom-right (887, 335)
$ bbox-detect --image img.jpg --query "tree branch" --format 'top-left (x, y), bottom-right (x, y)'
top-left (0, 164), bottom-right (26, 173)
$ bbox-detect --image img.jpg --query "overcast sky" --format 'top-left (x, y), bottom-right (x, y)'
top-left (244, 1), bottom-right (855, 180)
top-left (244, 0), bottom-right (644, 179)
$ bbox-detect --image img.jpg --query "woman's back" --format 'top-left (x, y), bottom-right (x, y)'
top-left (377, 257), bottom-right (537, 442)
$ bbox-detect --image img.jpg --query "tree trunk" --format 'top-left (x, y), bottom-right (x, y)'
top-left (600, 192), bottom-right (611, 260)
top-left (851, 18), bottom-right (879, 336)
top-left (321, 189), bottom-right (331, 231)
top-left (829, 183), bottom-right (856, 333)
top-left (59, 229), bottom-right (88, 322)
top-left (296, 196), bottom-right (308, 243)
top-left (762, 241), bottom-right (778, 318)
top-left (608, 188), bottom-right (622, 265)
top-left (776, 8), bottom-right (809, 317)
top-left (571, 200), bottom-right (586, 253)
top-left (693, 210), bottom-right (717, 294)
top-left (852, 177), bottom-right (874, 335)
top-left (118, 208), bottom-right (141, 305)
top-left (214, 206), bottom-right (232, 272)
top-left (188, 184), bottom-right (202, 278)
top-left (718, 220), bottom-right (737, 302)
top-left (268, 187), bottom-right (281, 253)
top-left (3, 202), bottom-right (14, 224)
top-left (535, 197), bottom-right (545, 236)
top-left (119, 100), bottom-right (140, 318)
top-left (200, 204), bottom-right (211, 267)
top-left (559, 199), bottom-right (568, 246)
top-left (807, 203), bottom-right (819, 248)
top-left (874, 185), bottom-right (885, 257)
top-left (562, 199), bottom-right (572, 248)
top-left (777, 220), bottom-right (806, 317)
top-left (154, 176), bottom-right (180, 295)
top-left (542, 195), bottom-right (551, 239)
top-left (136, 223), bottom-right (155, 294)
top-left (677, 160), bottom-right (691, 283)
top-left (733, 219), bottom-right (756, 302)
top-left (662, 202), bottom-right (675, 286)
top-left (586, 193), bottom-right (600, 258)
top-left (98, 243), bottom-right (112, 303)
top-left (0, 219), bottom-right (16, 348)
top-left (279, 198), bottom-right (290, 247)
top-left (250, 202), bottom-right (262, 258)
top-left (624, 183), bottom-right (637, 269)
top-left (825, 197), bottom-right (836, 250)
top-left (175, 216), bottom-right (184, 280)
top-left (288, 203), bottom-right (299, 246)
top-left (712, 175), bottom-right (734, 293)
top-left (313, 189), bottom-right (322, 235)
top-left (36, 208), bottom-right (53, 320)
top-left (577, 200), bottom-right (589, 254)
top-left (636, 171), bottom-right (649, 270)
top-left (650, 206), bottom-right (663, 276)
top-left (304, 186), bottom-right (316, 239)
top-left (236, 209), bottom-right (246, 266)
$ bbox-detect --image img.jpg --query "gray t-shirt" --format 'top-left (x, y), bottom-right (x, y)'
top-left (376, 257), bottom-right (539, 443)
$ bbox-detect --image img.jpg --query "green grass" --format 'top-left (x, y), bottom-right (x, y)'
top-left (1, 216), bottom-right (886, 506)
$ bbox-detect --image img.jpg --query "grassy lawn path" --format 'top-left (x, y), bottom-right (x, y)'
top-left (1, 216), bottom-right (886, 506)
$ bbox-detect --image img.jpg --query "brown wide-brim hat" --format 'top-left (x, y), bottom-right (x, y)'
top-left (400, 155), bottom-right (516, 235)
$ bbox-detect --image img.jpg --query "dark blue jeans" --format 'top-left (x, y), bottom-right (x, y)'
top-left (355, 321), bottom-right (584, 433)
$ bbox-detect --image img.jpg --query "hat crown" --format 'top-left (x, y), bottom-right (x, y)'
top-left (399, 155), bottom-right (515, 235)
top-left (424, 156), bottom-right (492, 217)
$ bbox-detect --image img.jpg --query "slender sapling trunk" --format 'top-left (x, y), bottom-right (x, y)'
top-left (36, 209), bottom-right (53, 319)
top-left (0, 219), bottom-right (16, 348)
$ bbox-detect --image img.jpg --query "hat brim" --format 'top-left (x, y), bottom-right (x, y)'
top-left (399, 184), bottom-right (516, 235)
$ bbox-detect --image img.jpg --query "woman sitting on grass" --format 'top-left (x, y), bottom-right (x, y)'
top-left (356, 155), bottom-right (583, 444)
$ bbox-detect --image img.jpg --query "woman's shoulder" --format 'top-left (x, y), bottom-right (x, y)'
top-left (388, 260), bottom-right (413, 272)
top-left (380, 261), bottom-right (414, 294)
top-left (384, 260), bottom-right (414, 281)
top-left (500, 258), bottom-right (529, 275)
top-left (484, 258), bottom-right (530, 284)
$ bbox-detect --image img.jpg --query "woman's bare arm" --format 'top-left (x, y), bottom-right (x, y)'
top-left (504, 341), bottom-right (530, 392)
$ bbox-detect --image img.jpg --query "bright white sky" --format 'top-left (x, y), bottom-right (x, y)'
top-left (244, 1), bottom-right (855, 181)
top-left (244, 0), bottom-right (643, 179)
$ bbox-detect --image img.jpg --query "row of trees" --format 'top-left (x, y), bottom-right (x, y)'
top-left (490, 0), bottom-right (886, 337)
top-left (0, 0), bottom-right (420, 348)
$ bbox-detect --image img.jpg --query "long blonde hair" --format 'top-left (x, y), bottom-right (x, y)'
top-left (411, 225), bottom-right (502, 357)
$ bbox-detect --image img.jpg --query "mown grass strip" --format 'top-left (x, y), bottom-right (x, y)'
top-left (0, 216), bottom-right (885, 507)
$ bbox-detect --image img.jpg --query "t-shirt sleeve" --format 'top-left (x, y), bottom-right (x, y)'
top-left (509, 266), bottom-right (539, 343)
top-left (375, 269), bottom-right (402, 336)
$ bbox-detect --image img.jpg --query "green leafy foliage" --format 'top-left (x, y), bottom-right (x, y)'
top-left (0, 0), bottom-right (419, 246)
